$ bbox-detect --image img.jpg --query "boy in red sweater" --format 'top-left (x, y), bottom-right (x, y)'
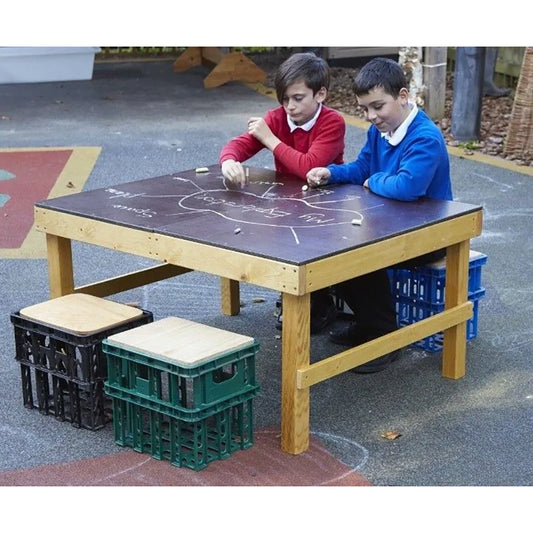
top-left (219, 52), bottom-right (345, 185)
top-left (219, 52), bottom-right (345, 332)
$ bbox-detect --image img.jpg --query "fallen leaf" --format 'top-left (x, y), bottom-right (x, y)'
top-left (381, 431), bottom-right (402, 440)
top-left (66, 181), bottom-right (75, 188)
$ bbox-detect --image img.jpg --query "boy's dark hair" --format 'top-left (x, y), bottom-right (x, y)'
top-left (274, 52), bottom-right (330, 104)
top-left (353, 57), bottom-right (407, 98)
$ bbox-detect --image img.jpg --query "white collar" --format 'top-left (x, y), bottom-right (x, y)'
top-left (381, 103), bottom-right (418, 146)
top-left (287, 103), bottom-right (322, 132)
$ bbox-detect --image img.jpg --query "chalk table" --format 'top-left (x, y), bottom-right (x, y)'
top-left (34, 165), bottom-right (483, 455)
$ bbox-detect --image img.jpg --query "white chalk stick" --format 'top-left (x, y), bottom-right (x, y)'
top-left (351, 219), bottom-right (362, 225)
top-left (302, 184), bottom-right (309, 191)
top-left (195, 167), bottom-right (209, 173)
top-left (234, 228), bottom-right (241, 234)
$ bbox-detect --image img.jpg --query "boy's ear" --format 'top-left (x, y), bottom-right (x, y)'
top-left (398, 87), bottom-right (410, 102)
top-left (315, 86), bottom-right (327, 103)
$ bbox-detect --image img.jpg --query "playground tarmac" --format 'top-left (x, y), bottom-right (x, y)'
top-left (0, 59), bottom-right (530, 526)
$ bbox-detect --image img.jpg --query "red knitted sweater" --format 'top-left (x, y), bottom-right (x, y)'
top-left (219, 105), bottom-right (345, 180)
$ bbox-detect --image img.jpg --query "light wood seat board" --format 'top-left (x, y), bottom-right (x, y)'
top-left (422, 249), bottom-right (485, 270)
top-left (19, 293), bottom-right (143, 335)
top-left (105, 316), bottom-right (255, 368)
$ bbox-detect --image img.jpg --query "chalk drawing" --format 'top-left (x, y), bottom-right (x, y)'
top-left (104, 174), bottom-right (373, 245)
top-left (0, 169), bottom-right (15, 181)
top-left (473, 172), bottom-right (514, 192)
top-left (311, 430), bottom-right (369, 472)
top-left (0, 194), bottom-right (10, 208)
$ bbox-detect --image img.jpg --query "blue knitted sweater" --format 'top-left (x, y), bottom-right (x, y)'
top-left (327, 109), bottom-right (453, 201)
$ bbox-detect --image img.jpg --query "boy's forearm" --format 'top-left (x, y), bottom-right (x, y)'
top-left (262, 135), bottom-right (281, 152)
top-left (328, 160), bottom-right (366, 185)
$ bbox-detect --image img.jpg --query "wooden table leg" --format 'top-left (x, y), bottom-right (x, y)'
top-left (220, 277), bottom-right (240, 315)
top-left (46, 234), bottom-right (74, 298)
top-left (442, 240), bottom-right (471, 378)
top-left (281, 292), bottom-right (311, 454)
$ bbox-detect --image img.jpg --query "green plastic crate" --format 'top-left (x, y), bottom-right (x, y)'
top-left (112, 395), bottom-right (255, 471)
top-left (103, 339), bottom-right (259, 414)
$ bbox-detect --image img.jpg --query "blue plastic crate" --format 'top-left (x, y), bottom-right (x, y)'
top-left (389, 250), bottom-right (487, 305)
top-left (396, 288), bottom-right (485, 352)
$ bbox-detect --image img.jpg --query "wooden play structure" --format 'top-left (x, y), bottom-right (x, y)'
top-left (173, 47), bottom-right (266, 89)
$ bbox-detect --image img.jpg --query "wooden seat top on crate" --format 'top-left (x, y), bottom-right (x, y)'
top-left (423, 249), bottom-right (486, 270)
top-left (105, 316), bottom-right (256, 368)
top-left (19, 293), bottom-right (144, 335)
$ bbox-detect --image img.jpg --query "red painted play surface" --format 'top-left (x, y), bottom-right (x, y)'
top-left (0, 428), bottom-right (371, 486)
top-left (0, 150), bottom-right (73, 248)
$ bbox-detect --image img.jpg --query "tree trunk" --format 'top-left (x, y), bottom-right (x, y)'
top-left (451, 47), bottom-right (486, 141)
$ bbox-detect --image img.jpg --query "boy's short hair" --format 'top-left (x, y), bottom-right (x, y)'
top-left (274, 52), bottom-right (330, 103)
top-left (354, 57), bottom-right (407, 98)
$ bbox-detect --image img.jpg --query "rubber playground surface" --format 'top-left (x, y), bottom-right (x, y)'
top-left (0, 59), bottom-right (530, 529)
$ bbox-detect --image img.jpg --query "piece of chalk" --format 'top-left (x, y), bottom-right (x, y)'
top-left (234, 228), bottom-right (241, 234)
top-left (351, 219), bottom-right (362, 225)
top-left (302, 184), bottom-right (309, 191)
top-left (195, 167), bottom-right (209, 173)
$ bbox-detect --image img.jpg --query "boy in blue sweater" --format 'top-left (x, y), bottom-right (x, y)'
top-left (307, 57), bottom-right (453, 373)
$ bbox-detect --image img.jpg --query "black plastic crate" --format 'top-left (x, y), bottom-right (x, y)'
top-left (20, 363), bottom-right (110, 430)
top-left (11, 309), bottom-right (153, 383)
top-left (11, 308), bottom-right (153, 430)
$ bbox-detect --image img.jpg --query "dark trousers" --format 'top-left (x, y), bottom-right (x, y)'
top-left (310, 287), bottom-right (333, 316)
top-left (335, 249), bottom-right (446, 335)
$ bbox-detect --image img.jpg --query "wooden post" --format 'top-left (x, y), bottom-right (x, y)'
top-left (281, 292), bottom-right (310, 454)
top-left (423, 47), bottom-right (447, 121)
top-left (220, 277), bottom-right (241, 316)
top-left (451, 47), bottom-right (486, 141)
top-left (46, 234), bottom-right (74, 298)
top-left (442, 240), bottom-right (471, 379)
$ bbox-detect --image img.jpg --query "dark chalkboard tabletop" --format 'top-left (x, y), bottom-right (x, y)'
top-left (36, 165), bottom-right (481, 265)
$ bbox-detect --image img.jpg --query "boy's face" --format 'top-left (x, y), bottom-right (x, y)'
top-left (282, 79), bottom-right (326, 126)
top-left (357, 86), bottom-right (410, 134)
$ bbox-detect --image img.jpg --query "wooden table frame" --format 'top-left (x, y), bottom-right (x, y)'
top-left (34, 185), bottom-right (482, 455)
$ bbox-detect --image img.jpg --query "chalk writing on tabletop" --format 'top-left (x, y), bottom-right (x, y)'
top-left (103, 175), bottom-right (370, 244)
top-left (111, 205), bottom-right (157, 218)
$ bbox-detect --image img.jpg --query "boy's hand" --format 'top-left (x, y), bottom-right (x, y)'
top-left (248, 117), bottom-right (280, 151)
top-left (306, 167), bottom-right (331, 188)
top-left (221, 160), bottom-right (247, 188)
